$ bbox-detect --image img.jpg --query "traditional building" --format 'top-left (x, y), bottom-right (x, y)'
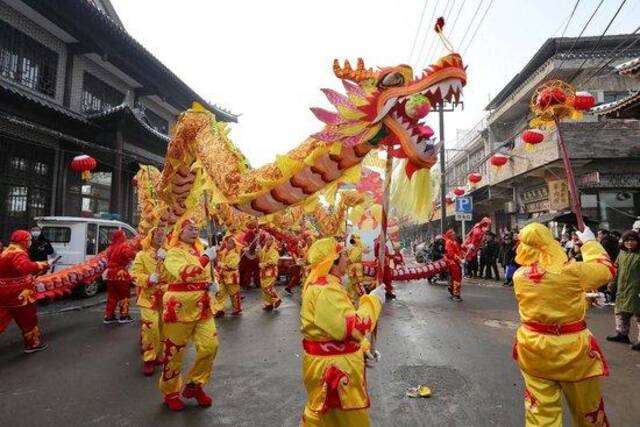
top-left (435, 34), bottom-right (640, 235)
top-left (0, 0), bottom-right (236, 240)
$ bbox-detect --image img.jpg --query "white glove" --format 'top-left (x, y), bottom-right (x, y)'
top-left (149, 273), bottom-right (160, 284)
top-left (203, 246), bottom-right (217, 260)
top-left (209, 282), bottom-right (220, 295)
top-left (370, 285), bottom-right (386, 306)
top-left (576, 227), bottom-right (596, 244)
top-left (156, 248), bottom-right (166, 260)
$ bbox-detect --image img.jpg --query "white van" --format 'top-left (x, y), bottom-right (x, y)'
top-left (34, 216), bottom-right (138, 297)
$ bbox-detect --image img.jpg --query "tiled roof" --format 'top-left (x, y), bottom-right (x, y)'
top-left (615, 57), bottom-right (640, 76)
top-left (0, 78), bottom-right (88, 123)
top-left (590, 91), bottom-right (640, 116)
top-left (87, 103), bottom-right (170, 142)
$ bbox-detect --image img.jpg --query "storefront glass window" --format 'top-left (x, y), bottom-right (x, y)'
top-left (599, 191), bottom-right (636, 232)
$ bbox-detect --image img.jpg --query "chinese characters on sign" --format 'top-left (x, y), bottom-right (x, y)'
top-left (547, 179), bottom-right (569, 211)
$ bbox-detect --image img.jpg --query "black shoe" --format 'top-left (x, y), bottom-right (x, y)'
top-left (385, 292), bottom-right (396, 300)
top-left (103, 317), bottom-right (117, 325)
top-left (118, 316), bottom-right (134, 324)
top-left (606, 333), bottom-right (631, 344)
top-left (24, 343), bottom-right (48, 354)
top-left (284, 288), bottom-right (293, 295)
top-left (631, 342), bottom-right (640, 351)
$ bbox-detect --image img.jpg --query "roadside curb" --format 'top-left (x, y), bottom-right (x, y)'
top-left (40, 298), bottom-right (106, 316)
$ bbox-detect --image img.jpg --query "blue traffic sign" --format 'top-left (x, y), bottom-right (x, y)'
top-left (455, 196), bottom-right (473, 214)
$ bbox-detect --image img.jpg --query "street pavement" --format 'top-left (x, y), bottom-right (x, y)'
top-left (1, 279), bottom-right (638, 427)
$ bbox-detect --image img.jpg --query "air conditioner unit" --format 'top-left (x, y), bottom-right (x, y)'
top-left (504, 201), bottom-right (516, 213)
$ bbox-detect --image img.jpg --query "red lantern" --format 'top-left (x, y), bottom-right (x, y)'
top-left (536, 87), bottom-right (566, 109)
top-left (70, 155), bottom-right (97, 181)
top-left (521, 129), bottom-right (544, 145)
top-left (468, 173), bottom-right (482, 184)
top-left (573, 91), bottom-right (595, 110)
top-left (453, 187), bottom-right (465, 197)
top-left (490, 153), bottom-right (508, 167)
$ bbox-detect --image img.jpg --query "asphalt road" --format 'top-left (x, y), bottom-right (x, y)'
top-left (1, 279), bottom-right (638, 427)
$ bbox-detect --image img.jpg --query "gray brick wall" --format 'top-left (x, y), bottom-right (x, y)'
top-left (563, 121), bottom-right (640, 159)
top-left (0, 1), bottom-right (67, 104)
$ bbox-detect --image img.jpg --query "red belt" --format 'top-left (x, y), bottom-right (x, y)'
top-left (303, 339), bottom-right (360, 356)
top-left (523, 320), bottom-right (587, 335)
top-left (167, 282), bottom-right (209, 292)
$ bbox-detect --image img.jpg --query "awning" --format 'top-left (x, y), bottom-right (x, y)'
top-left (519, 211), bottom-right (599, 228)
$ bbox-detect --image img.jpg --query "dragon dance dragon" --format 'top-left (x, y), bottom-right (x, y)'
top-left (30, 42), bottom-right (468, 299)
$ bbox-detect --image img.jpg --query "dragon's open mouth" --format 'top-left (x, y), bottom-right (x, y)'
top-left (380, 54), bottom-right (466, 171)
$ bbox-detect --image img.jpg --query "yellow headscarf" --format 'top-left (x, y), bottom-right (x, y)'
top-left (305, 237), bottom-right (343, 286)
top-left (515, 223), bottom-right (568, 274)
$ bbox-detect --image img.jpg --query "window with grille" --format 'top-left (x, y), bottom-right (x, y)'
top-left (143, 108), bottom-right (169, 134)
top-left (81, 72), bottom-right (124, 113)
top-left (0, 20), bottom-right (58, 97)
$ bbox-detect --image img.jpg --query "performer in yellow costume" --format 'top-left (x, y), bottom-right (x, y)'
top-left (512, 223), bottom-right (614, 427)
top-left (257, 235), bottom-right (282, 310)
top-left (347, 233), bottom-right (367, 304)
top-left (213, 235), bottom-right (242, 317)
top-left (159, 219), bottom-right (219, 411)
top-left (299, 237), bottom-right (386, 427)
top-left (131, 227), bottom-right (167, 377)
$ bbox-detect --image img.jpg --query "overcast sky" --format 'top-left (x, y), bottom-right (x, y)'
top-left (112, 0), bottom-right (640, 167)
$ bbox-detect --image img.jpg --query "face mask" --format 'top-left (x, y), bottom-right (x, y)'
top-left (32, 232), bottom-right (41, 238)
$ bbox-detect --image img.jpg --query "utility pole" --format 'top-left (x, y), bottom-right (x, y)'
top-left (439, 103), bottom-right (446, 235)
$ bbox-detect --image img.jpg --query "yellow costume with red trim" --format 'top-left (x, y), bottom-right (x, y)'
top-left (214, 238), bottom-right (242, 315)
top-left (299, 238), bottom-right (382, 427)
top-left (159, 225), bottom-right (218, 400)
top-left (258, 241), bottom-right (282, 309)
top-left (512, 223), bottom-right (614, 427)
top-left (131, 239), bottom-right (166, 364)
top-left (347, 234), bottom-right (367, 304)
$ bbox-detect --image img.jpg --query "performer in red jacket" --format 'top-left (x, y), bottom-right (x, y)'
top-left (0, 229), bottom-right (50, 353)
top-left (103, 229), bottom-right (138, 324)
top-left (444, 229), bottom-right (463, 302)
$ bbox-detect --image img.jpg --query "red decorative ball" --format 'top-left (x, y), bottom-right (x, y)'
top-left (453, 187), bottom-right (465, 197)
top-left (521, 129), bottom-right (544, 145)
top-left (468, 173), bottom-right (482, 184)
top-left (490, 154), bottom-right (508, 167)
top-left (537, 87), bottom-right (567, 109)
top-left (573, 91), bottom-right (595, 110)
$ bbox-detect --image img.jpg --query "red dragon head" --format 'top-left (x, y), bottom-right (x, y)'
top-left (312, 53), bottom-right (466, 177)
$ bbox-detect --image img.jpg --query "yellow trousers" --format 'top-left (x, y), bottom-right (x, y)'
top-left (300, 405), bottom-right (370, 427)
top-left (260, 276), bottom-right (281, 307)
top-left (213, 282), bottom-right (241, 313)
top-left (521, 371), bottom-right (608, 427)
top-left (159, 318), bottom-right (219, 396)
top-left (139, 307), bottom-right (163, 362)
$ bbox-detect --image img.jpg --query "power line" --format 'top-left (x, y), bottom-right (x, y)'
top-left (568, 0), bottom-right (628, 83)
top-left (557, 0), bottom-right (582, 38)
top-left (414, 0), bottom-right (441, 70)
top-left (580, 27), bottom-right (640, 85)
top-left (422, 0), bottom-right (450, 65)
top-left (461, 0), bottom-right (495, 55)
top-left (447, 0), bottom-right (466, 41)
top-left (553, 0), bottom-right (605, 78)
top-left (456, 0), bottom-right (484, 53)
top-left (408, 0), bottom-right (430, 64)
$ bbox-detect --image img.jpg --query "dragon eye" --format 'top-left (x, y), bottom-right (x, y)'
top-left (379, 72), bottom-right (405, 89)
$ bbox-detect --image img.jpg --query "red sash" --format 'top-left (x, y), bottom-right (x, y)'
top-left (167, 282), bottom-right (209, 292)
top-left (523, 320), bottom-right (587, 335)
top-left (303, 339), bottom-right (360, 356)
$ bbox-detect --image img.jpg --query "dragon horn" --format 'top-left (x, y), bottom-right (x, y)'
top-left (333, 58), bottom-right (376, 82)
